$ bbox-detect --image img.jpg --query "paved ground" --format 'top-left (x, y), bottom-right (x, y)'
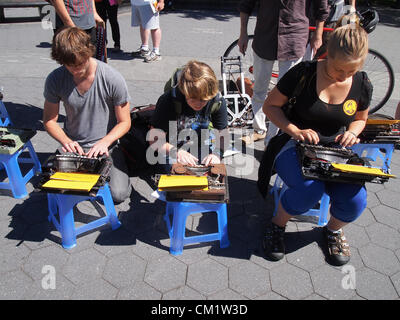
top-left (0, 4), bottom-right (400, 301)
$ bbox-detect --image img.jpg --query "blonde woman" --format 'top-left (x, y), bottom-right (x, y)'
top-left (261, 21), bottom-right (372, 266)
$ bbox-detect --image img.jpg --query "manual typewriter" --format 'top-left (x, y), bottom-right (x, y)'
top-left (297, 142), bottom-right (395, 184)
top-left (0, 126), bottom-right (36, 154)
top-left (358, 118), bottom-right (400, 144)
top-left (38, 153), bottom-right (112, 196)
top-left (155, 163), bottom-right (229, 203)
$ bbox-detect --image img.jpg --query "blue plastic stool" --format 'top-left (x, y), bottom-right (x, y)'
top-left (47, 183), bottom-right (121, 249)
top-left (0, 140), bottom-right (42, 198)
top-left (271, 175), bottom-right (329, 226)
top-left (0, 99), bottom-right (12, 126)
top-left (351, 143), bottom-right (394, 172)
top-left (164, 201), bottom-right (230, 255)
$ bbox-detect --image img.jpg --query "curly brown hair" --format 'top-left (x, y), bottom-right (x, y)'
top-left (51, 27), bottom-right (95, 66)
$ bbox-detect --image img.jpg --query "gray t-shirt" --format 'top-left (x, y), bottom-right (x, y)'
top-left (44, 60), bottom-right (130, 148)
top-left (64, 0), bottom-right (95, 30)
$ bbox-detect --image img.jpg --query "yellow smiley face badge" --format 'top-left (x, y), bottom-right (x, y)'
top-left (343, 100), bottom-right (357, 116)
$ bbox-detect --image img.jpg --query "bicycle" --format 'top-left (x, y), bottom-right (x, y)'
top-left (223, 11), bottom-right (395, 117)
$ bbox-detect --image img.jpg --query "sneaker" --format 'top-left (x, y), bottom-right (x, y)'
top-left (324, 227), bottom-right (351, 266)
top-left (131, 47), bottom-right (150, 57)
top-left (241, 130), bottom-right (266, 144)
top-left (144, 51), bottom-right (162, 63)
top-left (263, 222), bottom-right (286, 261)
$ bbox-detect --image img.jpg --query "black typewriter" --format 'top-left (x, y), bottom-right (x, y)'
top-left (154, 164), bottom-right (229, 203)
top-left (38, 153), bottom-right (112, 196)
top-left (0, 126), bottom-right (36, 154)
top-left (359, 118), bottom-right (400, 144)
top-left (296, 143), bottom-right (395, 184)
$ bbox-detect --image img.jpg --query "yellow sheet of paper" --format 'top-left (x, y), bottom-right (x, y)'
top-left (42, 172), bottom-right (100, 192)
top-left (366, 119), bottom-right (400, 125)
top-left (158, 175), bottom-right (208, 191)
top-left (331, 163), bottom-right (396, 178)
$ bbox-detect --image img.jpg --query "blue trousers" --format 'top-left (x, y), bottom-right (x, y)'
top-left (275, 147), bottom-right (367, 223)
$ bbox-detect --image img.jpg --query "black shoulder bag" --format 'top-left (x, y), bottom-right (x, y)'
top-left (257, 62), bottom-right (313, 198)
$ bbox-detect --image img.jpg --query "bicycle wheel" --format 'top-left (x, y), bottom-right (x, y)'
top-left (362, 49), bottom-right (395, 114)
top-left (223, 35), bottom-right (255, 82)
top-left (223, 35), bottom-right (279, 89)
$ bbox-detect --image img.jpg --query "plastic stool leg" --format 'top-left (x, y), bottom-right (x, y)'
top-left (57, 195), bottom-right (78, 249)
top-left (99, 184), bottom-right (121, 230)
top-left (5, 154), bottom-right (28, 199)
top-left (318, 194), bottom-right (330, 226)
top-left (217, 204), bottom-right (230, 249)
top-left (26, 141), bottom-right (42, 173)
top-left (169, 203), bottom-right (187, 256)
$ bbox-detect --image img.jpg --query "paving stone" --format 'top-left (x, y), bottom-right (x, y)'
top-left (22, 222), bottom-right (60, 251)
top-left (391, 272), bottom-right (400, 297)
top-left (0, 243), bottom-right (31, 274)
top-left (370, 205), bottom-right (400, 231)
top-left (359, 243), bottom-right (400, 276)
top-left (22, 245), bottom-right (69, 280)
top-left (93, 226), bottom-right (137, 257)
top-left (356, 269), bottom-right (398, 300)
top-left (0, 270), bottom-right (33, 299)
top-left (377, 189), bottom-right (400, 210)
top-left (24, 275), bottom-right (75, 300)
top-left (208, 288), bottom-right (248, 300)
top-left (71, 278), bottom-right (118, 300)
top-left (145, 255), bottom-right (187, 293)
top-left (118, 281), bottom-right (162, 300)
top-left (132, 232), bottom-right (171, 261)
top-left (365, 223), bottom-right (400, 251)
top-left (254, 291), bottom-right (288, 300)
top-left (366, 192), bottom-right (380, 209)
top-left (162, 286), bottom-right (206, 300)
top-left (310, 265), bottom-right (356, 300)
top-left (270, 264), bottom-right (313, 300)
top-left (208, 236), bottom-right (250, 267)
top-left (286, 243), bottom-right (326, 273)
top-left (62, 248), bottom-right (107, 285)
top-left (352, 208), bottom-right (376, 227)
top-left (344, 224), bottom-right (370, 249)
top-left (187, 258), bottom-right (228, 296)
top-left (103, 252), bottom-right (146, 288)
top-left (228, 261), bottom-right (270, 299)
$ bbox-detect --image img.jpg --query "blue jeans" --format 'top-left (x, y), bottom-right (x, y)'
top-left (275, 147), bottom-right (367, 223)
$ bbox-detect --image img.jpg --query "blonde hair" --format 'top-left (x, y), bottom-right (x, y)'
top-left (327, 16), bottom-right (368, 63)
top-left (178, 60), bottom-right (218, 101)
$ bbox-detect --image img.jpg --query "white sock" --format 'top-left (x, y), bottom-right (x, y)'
top-left (141, 44), bottom-right (149, 51)
top-left (153, 47), bottom-right (160, 55)
top-left (327, 227), bottom-right (342, 234)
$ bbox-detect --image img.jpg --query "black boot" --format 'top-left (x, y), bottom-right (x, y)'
top-left (263, 222), bottom-right (286, 261)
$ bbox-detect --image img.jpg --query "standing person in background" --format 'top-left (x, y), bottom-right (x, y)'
top-left (95, 0), bottom-right (123, 52)
top-left (238, 0), bottom-right (328, 146)
top-left (130, 0), bottom-right (164, 63)
top-left (51, 0), bottom-right (105, 47)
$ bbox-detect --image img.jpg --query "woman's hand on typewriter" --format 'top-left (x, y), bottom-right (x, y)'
top-left (335, 130), bottom-right (360, 148)
top-left (177, 149), bottom-right (198, 166)
top-left (62, 141), bottom-right (85, 155)
top-left (292, 128), bottom-right (320, 145)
